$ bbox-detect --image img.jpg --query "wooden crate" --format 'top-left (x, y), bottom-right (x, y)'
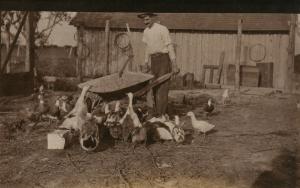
top-left (227, 64), bottom-right (259, 87)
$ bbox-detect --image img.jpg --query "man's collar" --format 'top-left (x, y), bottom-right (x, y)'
top-left (147, 22), bottom-right (156, 29)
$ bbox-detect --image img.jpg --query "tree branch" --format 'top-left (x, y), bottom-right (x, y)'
top-left (1, 12), bottom-right (28, 74)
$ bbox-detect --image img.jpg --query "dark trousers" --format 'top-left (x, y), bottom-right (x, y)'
top-left (151, 53), bottom-right (171, 116)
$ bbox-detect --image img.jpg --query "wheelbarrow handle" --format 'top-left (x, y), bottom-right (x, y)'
top-left (119, 55), bottom-right (134, 77)
top-left (133, 72), bottom-right (176, 97)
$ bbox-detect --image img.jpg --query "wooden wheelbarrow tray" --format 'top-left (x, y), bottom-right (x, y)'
top-left (78, 71), bottom-right (173, 100)
top-left (78, 49), bottom-right (175, 100)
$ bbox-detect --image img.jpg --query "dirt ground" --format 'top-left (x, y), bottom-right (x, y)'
top-left (0, 89), bottom-right (299, 188)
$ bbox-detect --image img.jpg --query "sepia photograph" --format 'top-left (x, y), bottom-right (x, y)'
top-left (0, 9), bottom-right (299, 188)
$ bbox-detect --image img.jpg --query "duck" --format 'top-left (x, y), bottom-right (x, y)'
top-left (222, 89), bottom-right (230, 105)
top-left (143, 121), bottom-right (173, 143)
top-left (59, 85), bottom-right (91, 131)
top-left (60, 95), bottom-right (73, 118)
top-left (85, 97), bottom-right (93, 113)
top-left (187, 111), bottom-right (215, 139)
top-left (174, 115), bottom-right (185, 127)
top-left (128, 126), bottom-right (148, 150)
top-left (39, 84), bottom-right (45, 95)
top-left (148, 114), bottom-right (168, 123)
top-left (79, 118), bottom-right (100, 152)
top-left (143, 117), bottom-right (185, 144)
top-left (46, 97), bottom-right (61, 123)
top-left (133, 106), bottom-right (149, 123)
top-left (123, 92), bottom-right (142, 128)
top-left (203, 98), bottom-right (214, 116)
top-left (105, 101), bottom-right (124, 140)
top-left (36, 94), bottom-right (50, 120)
top-left (91, 103), bottom-right (109, 124)
top-left (174, 115), bottom-right (180, 126)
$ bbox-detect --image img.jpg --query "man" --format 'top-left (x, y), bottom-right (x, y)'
top-left (138, 12), bottom-right (179, 116)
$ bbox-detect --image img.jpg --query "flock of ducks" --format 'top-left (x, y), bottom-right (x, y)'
top-left (17, 85), bottom-right (231, 152)
top-left (59, 85), bottom-right (223, 151)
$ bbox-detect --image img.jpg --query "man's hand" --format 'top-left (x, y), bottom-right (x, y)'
top-left (171, 61), bottom-right (180, 75)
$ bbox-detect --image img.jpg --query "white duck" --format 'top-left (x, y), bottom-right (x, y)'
top-left (222, 89), bottom-right (230, 105)
top-left (148, 114), bottom-right (168, 123)
top-left (60, 85), bottom-right (91, 131)
top-left (174, 115), bottom-right (180, 126)
top-left (187, 111), bottom-right (215, 139)
top-left (120, 93), bottom-right (142, 128)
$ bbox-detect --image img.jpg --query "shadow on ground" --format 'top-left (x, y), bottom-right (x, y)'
top-left (251, 149), bottom-right (296, 188)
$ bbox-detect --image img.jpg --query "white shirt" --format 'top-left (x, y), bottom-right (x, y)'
top-left (142, 23), bottom-right (176, 63)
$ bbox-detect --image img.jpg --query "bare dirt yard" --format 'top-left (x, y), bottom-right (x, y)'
top-left (0, 89), bottom-right (299, 188)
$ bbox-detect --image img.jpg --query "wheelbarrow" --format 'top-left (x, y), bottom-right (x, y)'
top-left (78, 55), bottom-right (176, 101)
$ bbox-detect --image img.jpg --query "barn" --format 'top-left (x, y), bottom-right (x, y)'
top-left (70, 13), bottom-right (297, 92)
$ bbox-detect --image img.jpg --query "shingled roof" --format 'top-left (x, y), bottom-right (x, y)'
top-left (70, 12), bottom-right (292, 31)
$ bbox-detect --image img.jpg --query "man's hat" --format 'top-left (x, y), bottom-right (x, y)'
top-left (137, 12), bottom-right (157, 19)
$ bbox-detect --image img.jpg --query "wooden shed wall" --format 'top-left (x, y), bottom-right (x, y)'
top-left (80, 29), bottom-right (289, 89)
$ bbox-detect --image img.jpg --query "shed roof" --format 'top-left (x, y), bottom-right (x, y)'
top-left (70, 12), bottom-right (292, 31)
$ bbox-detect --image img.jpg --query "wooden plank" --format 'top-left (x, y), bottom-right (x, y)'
top-left (235, 19), bottom-right (243, 90)
top-left (209, 68), bottom-right (214, 83)
top-left (77, 26), bottom-right (84, 81)
top-left (286, 14), bottom-right (296, 92)
top-left (126, 23), bottom-right (134, 71)
top-left (275, 35), bottom-right (283, 89)
top-left (216, 51), bottom-right (225, 84)
top-left (201, 65), bottom-right (206, 85)
top-left (104, 20), bottom-right (110, 75)
top-left (205, 83), bottom-right (221, 89)
top-left (203, 65), bottom-right (219, 69)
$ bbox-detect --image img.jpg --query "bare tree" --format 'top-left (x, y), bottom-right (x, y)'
top-left (1, 11), bottom-right (72, 46)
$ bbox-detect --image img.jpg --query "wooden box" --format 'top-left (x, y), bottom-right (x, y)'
top-left (47, 129), bottom-right (71, 149)
top-left (227, 64), bottom-right (259, 87)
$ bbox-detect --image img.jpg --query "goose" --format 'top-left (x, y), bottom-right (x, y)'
top-left (187, 111), bottom-right (215, 140)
